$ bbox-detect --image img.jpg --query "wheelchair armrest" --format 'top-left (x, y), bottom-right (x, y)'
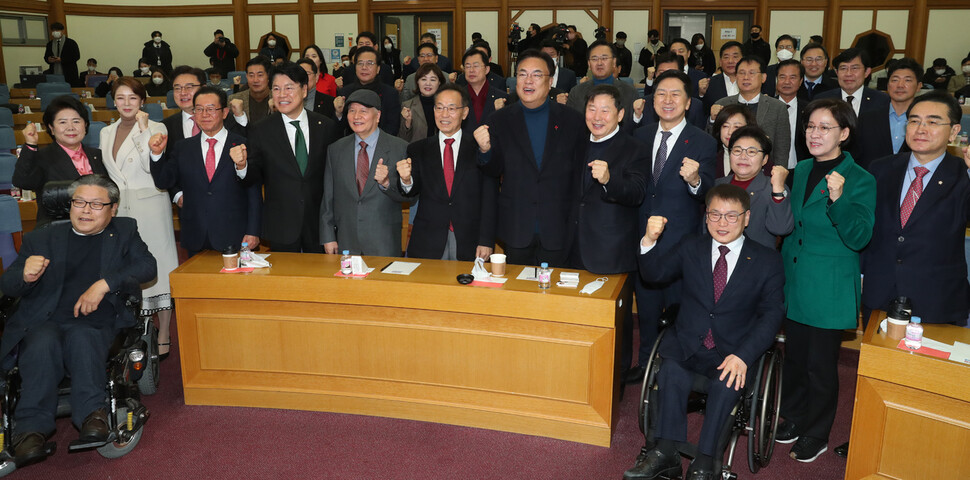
top-left (658, 303), bottom-right (680, 329)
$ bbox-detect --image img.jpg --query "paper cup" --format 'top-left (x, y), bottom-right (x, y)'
top-left (490, 253), bottom-right (506, 277)
top-left (222, 253), bottom-right (239, 270)
top-left (887, 317), bottom-right (908, 340)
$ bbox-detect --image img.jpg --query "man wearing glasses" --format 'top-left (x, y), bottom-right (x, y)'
top-left (335, 46), bottom-right (401, 136)
top-left (393, 84), bottom-right (497, 261)
top-left (0, 175), bottom-right (156, 467)
top-left (567, 41), bottom-right (639, 130)
top-left (815, 47), bottom-right (889, 117)
top-left (854, 58), bottom-right (923, 171)
top-left (149, 86), bottom-right (262, 257)
top-left (458, 46), bottom-right (507, 131)
top-left (623, 183), bottom-right (784, 480)
top-left (797, 43), bottom-right (837, 101)
top-left (398, 43), bottom-right (441, 103)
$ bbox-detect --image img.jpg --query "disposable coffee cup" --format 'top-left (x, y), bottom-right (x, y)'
top-left (887, 317), bottom-right (908, 340)
top-left (222, 253), bottom-right (239, 270)
top-left (490, 253), bottom-right (506, 277)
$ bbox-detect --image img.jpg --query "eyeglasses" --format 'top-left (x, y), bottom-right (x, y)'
top-left (463, 63), bottom-right (485, 71)
top-left (837, 64), bottom-right (864, 74)
top-left (906, 119), bottom-right (953, 128)
top-left (433, 104), bottom-right (466, 114)
top-left (730, 146), bottom-right (765, 158)
top-left (173, 84), bottom-right (200, 92)
top-left (589, 55), bottom-right (614, 63)
top-left (706, 211), bottom-right (746, 223)
top-left (193, 106), bottom-right (225, 115)
top-left (71, 198), bottom-right (114, 210)
top-left (805, 124), bottom-right (840, 134)
top-left (802, 56), bottom-right (826, 64)
top-left (516, 71), bottom-right (547, 81)
top-left (356, 61), bottom-right (377, 67)
top-left (418, 53), bottom-right (436, 58)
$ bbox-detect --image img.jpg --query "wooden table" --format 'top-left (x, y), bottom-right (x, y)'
top-left (17, 199), bottom-right (37, 234)
top-left (845, 311), bottom-right (970, 479)
top-left (10, 87), bottom-right (94, 98)
top-left (170, 252), bottom-right (628, 446)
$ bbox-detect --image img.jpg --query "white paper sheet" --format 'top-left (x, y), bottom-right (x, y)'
top-left (516, 267), bottom-right (554, 281)
top-left (949, 341), bottom-right (970, 365)
top-left (381, 261), bottom-right (421, 275)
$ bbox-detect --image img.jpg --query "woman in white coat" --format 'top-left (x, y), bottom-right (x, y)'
top-left (100, 76), bottom-right (179, 360)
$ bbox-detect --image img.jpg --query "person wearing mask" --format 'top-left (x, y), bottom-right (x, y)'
top-left (141, 31), bottom-right (173, 76)
top-left (204, 29), bottom-right (239, 76)
top-left (539, 40), bottom-right (578, 94)
top-left (644, 38), bottom-right (708, 100)
top-left (703, 42), bottom-right (743, 114)
top-left (79, 58), bottom-right (102, 87)
top-left (397, 43), bottom-right (441, 103)
top-left (855, 58), bottom-right (923, 171)
top-left (145, 68), bottom-right (172, 97)
top-left (815, 48), bottom-right (890, 117)
top-left (614, 32), bottom-right (634, 78)
top-left (564, 25), bottom-right (589, 77)
top-left (398, 63), bottom-right (445, 142)
top-left (259, 33), bottom-right (288, 66)
top-left (763, 34), bottom-right (797, 96)
top-left (774, 59), bottom-right (811, 170)
top-left (922, 57), bottom-right (955, 91)
top-left (518, 24), bottom-right (542, 55)
top-left (229, 55), bottom-right (274, 126)
top-left (302, 45), bottom-right (338, 97)
top-left (333, 54), bottom-right (351, 79)
top-left (94, 67), bottom-right (124, 98)
top-left (296, 58), bottom-right (337, 119)
top-left (798, 42), bottom-right (837, 101)
top-left (638, 29), bottom-right (664, 81)
top-left (689, 33), bottom-right (716, 77)
top-left (44, 22), bottom-right (81, 86)
top-left (381, 36), bottom-right (404, 80)
top-left (334, 47), bottom-right (402, 135)
top-left (742, 24), bottom-right (771, 66)
top-left (946, 56), bottom-right (970, 95)
top-left (133, 58), bottom-right (153, 78)
top-left (775, 98), bottom-right (875, 464)
top-left (711, 104), bottom-right (757, 178)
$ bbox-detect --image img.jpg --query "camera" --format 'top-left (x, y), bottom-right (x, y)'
top-left (508, 22), bottom-right (523, 50)
top-left (594, 26), bottom-right (609, 41)
top-left (552, 23), bottom-right (569, 47)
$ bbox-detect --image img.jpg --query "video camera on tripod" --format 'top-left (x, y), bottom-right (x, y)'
top-left (508, 22), bottom-right (523, 51)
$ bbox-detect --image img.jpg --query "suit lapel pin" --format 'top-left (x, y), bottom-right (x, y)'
top-left (554, 125), bottom-right (559, 131)
top-left (684, 139), bottom-right (689, 145)
top-left (746, 257), bottom-right (751, 260)
top-left (939, 180), bottom-right (943, 185)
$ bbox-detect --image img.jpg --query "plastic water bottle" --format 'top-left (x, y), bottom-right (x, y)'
top-left (28, 90), bottom-right (35, 99)
top-left (340, 250), bottom-right (353, 275)
top-left (904, 316), bottom-right (923, 350)
top-left (538, 262), bottom-right (551, 289)
top-left (239, 242), bottom-right (252, 265)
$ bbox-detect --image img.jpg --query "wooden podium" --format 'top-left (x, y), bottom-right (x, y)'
top-left (170, 252), bottom-right (628, 446)
top-left (845, 312), bottom-right (970, 478)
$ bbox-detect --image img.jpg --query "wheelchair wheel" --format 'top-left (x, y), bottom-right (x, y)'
top-left (96, 427), bottom-right (143, 459)
top-left (637, 329), bottom-right (667, 436)
top-left (137, 320), bottom-right (159, 396)
top-left (747, 348), bottom-right (783, 472)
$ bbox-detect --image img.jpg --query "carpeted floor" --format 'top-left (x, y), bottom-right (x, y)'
top-left (10, 320), bottom-right (856, 480)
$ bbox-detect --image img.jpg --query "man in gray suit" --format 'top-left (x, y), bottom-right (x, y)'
top-left (567, 40), bottom-right (640, 131)
top-left (320, 90), bottom-right (409, 256)
top-left (712, 56), bottom-right (791, 169)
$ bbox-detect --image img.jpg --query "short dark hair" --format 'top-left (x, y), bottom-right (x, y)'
top-left (713, 104), bottom-right (757, 148)
top-left (538, 39), bottom-right (559, 53)
top-left (669, 37), bottom-right (691, 52)
top-left (205, 68), bottom-right (221, 77)
top-left (567, 25), bottom-right (578, 32)
top-left (728, 125), bottom-right (773, 157)
top-left (172, 65), bottom-right (206, 85)
top-left (138, 58), bottom-right (151, 67)
top-left (751, 24), bottom-right (763, 30)
top-left (962, 56), bottom-right (970, 66)
top-left (515, 49), bottom-right (556, 77)
top-left (436, 83), bottom-right (470, 108)
top-left (296, 57), bottom-right (317, 75)
top-left (472, 40), bottom-right (492, 59)
top-left (931, 57), bottom-right (947, 67)
top-left (413, 63), bottom-right (446, 95)
top-left (616, 31), bottom-right (627, 40)
top-left (585, 84), bottom-right (623, 111)
top-left (907, 90), bottom-right (962, 125)
top-left (462, 47), bottom-right (489, 67)
top-left (50, 22), bottom-right (64, 31)
top-left (654, 69), bottom-right (693, 97)
top-left (737, 55), bottom-right (765, 73)
top-left (648, 29), bottom-right (660, 37)
top-left (587, 40), bottom-right (616, 59)
top-left (800, 43), bottom-right (829, 71)
top-left (43, 95), bottom-right (90, 135)
top-left (417, 42), bottom-right (438, 56)
top-left (809, 35), bottom-right (823, 44)
top-left (654, 52), bottom-right (685, 71)
top-left (71, 174), bottom-right (120, 205)
top-left (774, 34), bottom-right (796, 49)
top-left (421, 32), bottom-right (436, 42)
top-left (706, 183), bottom-right (750, 211)
top-left (887, 57), bottom-right (924, 81)
top-left (803, 98), bottom-right (857, 148)
top-left (776, 59), bottom-right (805, 78)
top-left (832, 47), bottom-right (870, 69)
top-left (471, 32), bottom-right (482, 41)
top-left (274, 62), bottom-right (309, 87)
top-left (193, 85), bottom-right (228, 109)
top-left (214, 29), bottom-right (224, 36)
top-left (151, 30), bottom-right (162, 38)
top-left (86, 58), bottom-right (97, 65)
top-left (719, 41), bottom-right (743, 57)
top-left (353, 46), bottom-right (379, 63)
top-left (303, 44), bottom-right (328, 74)
top-left (246, 55), bottom-right (272, 73)
top-left (108, 67), bottom-right (123, 77)
top-left (356, 31), bottom-right (378, 45)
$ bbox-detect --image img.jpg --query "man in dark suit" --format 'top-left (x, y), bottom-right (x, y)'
top-left (762, 34), bottom-right (797, 96)
top-left (203, 29), bottom-right (239, 77)
top-left (623, 184), bottom-right (785, 480)
top-left (393, 84), bottom-right (497, 261)
top-left (457, 47), bottom-right (508, 131)
top-left (634, 53), bottom-right (706, 129)
top-left (627, 70), bottom-right (717, 384)
top-left (540, 40), bottom-right (578, 94)
top-left (0, 175), bottom-right (156, 467)
top-left (775, 59), bottom-right (811, 169)
top-left (854, 58), bottom-right (922, 171)
top-left (297, 58), bottom-right (337, 120)
top-left (797, 43), bottom-right (837, 102)
top-left (815, 47), bottom-right (890, 117)
top-left (341, 32), bottom-right (395, 87)
top-left (43, 22), bottom-right (81, 86)
top-left (863, 91), bottom-right (970, 326)
top-left (474, 49), bottom-right (586, 267)
top-left (702, 42), bottom-right (743, 115)
top-left (149, 86), bottom-right (262, 256)
top-left (335, 47), bottom-right (401, 136)
top-left (230, 64), bottom-right (339, 253)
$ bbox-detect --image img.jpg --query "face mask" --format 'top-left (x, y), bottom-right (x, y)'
top-left (650, 39), bottom-right (658, 45)
top-left (52, 31), bottom-right (63, 39)
top-left (616, 40), bottom-right (625, 47)
top-left (88, 66), bottom-right (96, 72)
top-left (776, 49), bottom-right (794, 61)
top-left (141, 66), bottom-right (151, 74)
top-left (963, 65), bottom-right (970, 74)
top-left (342, 60), bottom-right (351, 67)
top-left (152, 77), bottom-right (164, 85)
top-left (267, 40), bottom-right (277, 47)
top-left (695, 44), bottom-right (704, 51)
top-left (384, 43), bottom-right (392, 50)
top-left (750, 32), bottom-right (760, 39)
top-left (935, 68), bottom-right (946, 75)
top-left (153, 36), bottom-right (162, 43)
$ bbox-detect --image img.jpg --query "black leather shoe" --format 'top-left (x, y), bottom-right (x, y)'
top-left (12, 432), bottom-right (50, 467)
top-left (78, 408), bottom-right (110, 443)
top-left (623, 448), bottom-right (682, 480)
top-left (624, 366), bottom-right (647, 385)
top-left (685, 466), bottom-right (716, 480)
top-left (774, 419), bottom-right (799, 444)
top-left (834, 441), bottom-right (849, 458)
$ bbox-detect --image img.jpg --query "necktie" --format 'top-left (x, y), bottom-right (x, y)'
top-left (900, 166), bottom-right (929, 227)
top-left (653, 131), bottom-right (672, 185)
top-left (190, 116), bottom-right (201, 137)
top-left (443, 138), bottom-right (456, 231)
top-left (356, 141), bottom-right (369, 195)
top-left (291, 120), bottom-right (308, 175)
top-left (55, 39), bottom-right (61, 57)
top-left (205, 137), bottom-right (217, 181)
top-left (846, 95), bottom-right (855, 112)
top-left (705, 245), bottom-right (730, 350)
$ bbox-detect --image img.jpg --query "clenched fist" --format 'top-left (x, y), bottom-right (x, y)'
top-left (825, 171), bottom-right (845, 202)
top-left (397, 158), bottom-right (412, 184)
top-left (680, 157), bottom-right (700, 187)
top-left (23, 255), bottom-right (50, 283)
top-left (709, 104), bottom-right (723, 121)
top-left (647, 66), bottom-right (656, 80)
top-left (230, 98), bottom-right (244, 117)
top-left (401, 106), bottom-right (412, 128)
top-left (148, 133), bottom-right (168, 156)
top-left (770, 165), bottom-right (789, 193)
top-left (633, 98), bottom-right (645, 118)
top-left (334, 96), bottom-right (346, 116)
top-left (494, 98), bottom-right (507, 110)
top-left (229, 144), bottom-right (247, 170)
top-left (588, 160), bottom-right (610, 185)
top-left (394, 78), bottom-right (404, 92)
top-left (642, 216), bottom-right (668, 247)
top-left (22, 122), bottom-right (39, 145)
top-left (556, 93), bottom-right (569, 104)
top-left (136, 110), bottom-right (150, 131)
top-left (698, 77), bottom-right (710, 97)
top-left (233, 75), bottom-right (242, 85)
top-left (474, 125), bottom-right (491, 153)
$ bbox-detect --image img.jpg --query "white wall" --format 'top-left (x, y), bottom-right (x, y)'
top-left (248, 14), bottom-right (299, 61)
top-left (840, 10), bottom-right (872, 49)
top-left (926, 9), bottom-right (970, 69)
top-left (313, 13), bottom-right (357, 63)
top-left (612, 9), bottom-right (649, 54)
top-left (768, 10), bottom-right (825, 63)
top-left (3, 46), bottom-right (47, 86)
top-left (465, 11), bottom-right (498, 53)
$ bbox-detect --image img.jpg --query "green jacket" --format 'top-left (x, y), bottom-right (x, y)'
top-left (783, 153), bottom-right (876, 329)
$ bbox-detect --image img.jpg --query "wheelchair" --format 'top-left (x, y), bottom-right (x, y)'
top-left (0, 180), bottom-right (160, 476)
top-left (635, 306), bottom-right (784, 479)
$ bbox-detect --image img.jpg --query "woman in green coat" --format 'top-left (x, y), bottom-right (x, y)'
top-left (775, 98), bottom-right (875, 462)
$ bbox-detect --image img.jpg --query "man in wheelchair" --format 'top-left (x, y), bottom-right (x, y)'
top-left (0, 174), bottom-right (156, 468)
top-left (624, 184), bottom-right (785, 480)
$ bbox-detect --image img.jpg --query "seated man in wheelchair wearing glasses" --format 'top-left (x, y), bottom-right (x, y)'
top-left (0, 174), bottom-right (156, 467)
top-left (625, 184), bottom-right (784, 480)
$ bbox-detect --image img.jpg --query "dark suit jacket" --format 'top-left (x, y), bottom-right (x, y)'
top-left (797, 77), bottom-right (837, 102)
top-left (574, 133), bottom-right (649, 274)
top-left (161, 111), bottom-right (246, 203)
top-left (862, 153), bottom-right (970, 325)
top-left (203, 39), bottom-right (239, 76)
top-left (815, 87), bottom-right (890, 117)
top-left (12, 144), bottom-right (107, 227)
top-left (854, 105), bottom-right (910, 171)
top-left (463, 85), bottom-right (509, 131)
top-left (479, 100), bottom-right (586, 251)
top-left (398, 134), bottom-right (497, 260)
top-left (702, 73), bottom-right (730, 115)
top-left (142, 40), bottom-right (173, 75)
top-left (640, 234), bottom-right (785, 368)
top-left (781, 95), bottom-right (811, 165)
top-left (309, 91), bottom-right (337, 120)
top-left (763, 64), bottom-right (780, 97)
top-left (242, 111), bottom-right (339, 247)
top-left (0, 218), bottom-right (157, 359)
top-left (44, 37), bottom-right (81, 86)
top-left (336, 82), bottom-right (401, 136)
top-left (149, 130), bottom-right (261, 252)
top-left (555, 67), bottom-right (578, 93)
top-left (633, 123), bottom-right (717, 256)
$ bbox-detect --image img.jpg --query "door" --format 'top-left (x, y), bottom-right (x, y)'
top-left (710, 20), bottom-right (745, 57)
top-left (419, 20), bottom-right (450, 58)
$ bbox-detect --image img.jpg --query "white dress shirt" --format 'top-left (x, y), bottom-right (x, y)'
top-left (724, 75), bottom-right (739, 97)
top-left (401, 129), bottom-right (464, 192)
top-left (840, 88), bottom-right (862, 116)
top-left (781, 96), bottom-right (799, 168)
top-left (282, 109), bottom-right (310, 157)
top-left (181, 111), bottom-right (197, 138)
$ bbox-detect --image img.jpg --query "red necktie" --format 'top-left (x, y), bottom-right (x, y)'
top-left (205, 137), bottom-right (217, 181)
top-left (900, 166), bottom-right (929, 227)
top-left (705, 245), bottom-right (730, 350)
top-left (443, 138), bottom-right (456, 231)
top-left (356, 141), bottom-right (369, 195)
top-left (191, 115), bottom-right (201, 136)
